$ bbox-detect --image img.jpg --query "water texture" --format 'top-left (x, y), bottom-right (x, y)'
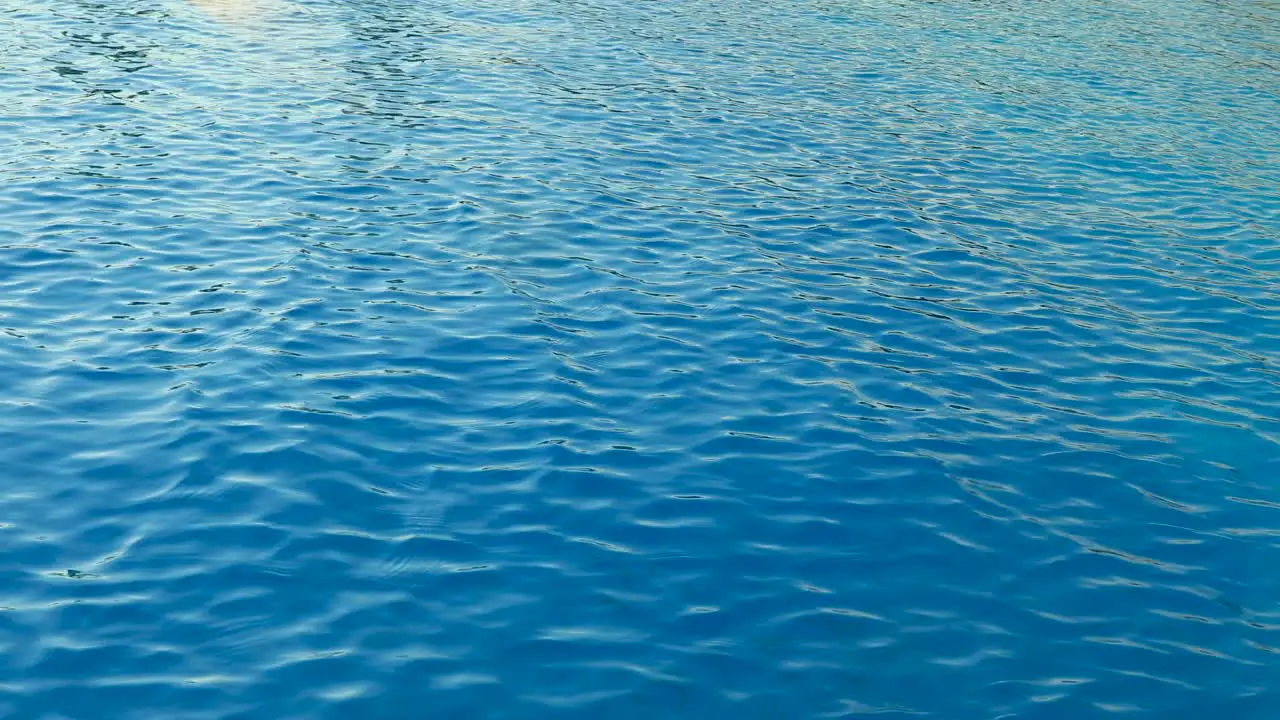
top-left (2, 0), bottom-right (1279, 717)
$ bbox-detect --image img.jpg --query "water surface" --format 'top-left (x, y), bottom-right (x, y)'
top-left (2, 0), bottom-right (1279, 717)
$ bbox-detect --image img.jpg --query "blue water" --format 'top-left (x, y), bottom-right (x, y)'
top-left (2, 0), bottom-right (1279, 717)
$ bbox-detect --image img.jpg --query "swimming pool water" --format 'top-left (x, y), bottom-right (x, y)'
top-left (2, 0), bottom-right (1279, 717)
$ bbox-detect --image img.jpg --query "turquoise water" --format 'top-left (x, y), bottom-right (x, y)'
top-left (2, 0), bottom-right (1279, 717)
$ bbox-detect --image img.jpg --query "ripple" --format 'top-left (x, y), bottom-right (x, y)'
top-left (3, 0), bottom-right (1280, 717)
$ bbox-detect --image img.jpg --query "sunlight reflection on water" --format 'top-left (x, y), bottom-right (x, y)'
top-left (186, 0), bottom-right (282, 24)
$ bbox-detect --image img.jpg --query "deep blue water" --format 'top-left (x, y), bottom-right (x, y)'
top-left (2, 0), bottom-right (1279, 717)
